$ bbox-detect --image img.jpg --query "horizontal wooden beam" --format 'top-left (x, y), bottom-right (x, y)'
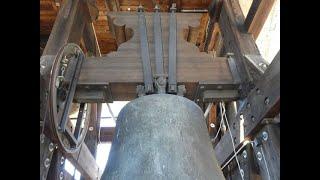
top-left (77, 56), bottom-right (235, 101)
top-left (215, 51), bottom-right (280, 166)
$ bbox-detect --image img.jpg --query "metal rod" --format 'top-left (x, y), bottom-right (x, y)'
top-left (74, 103), bottom-right (86, 139)
top-left (204, 103), bottom-right (213, 120)
top-left (153, 4), bottom-right (166, 94)
top-left (59, 53), bottom-right (84, 131)
top-left (138, 5), bottom-right (154, 93)
top-left (168, 5), bottom-right (177, 93)
top-left (180, 9), bottom-right (208, 13)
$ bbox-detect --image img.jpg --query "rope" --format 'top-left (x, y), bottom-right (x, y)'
top-left (219, 102), bottom-right (244, 180)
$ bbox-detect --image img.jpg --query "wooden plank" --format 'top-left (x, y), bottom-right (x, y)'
top-left (83, 22), bottom-right (101, 56)
top-left (204, 0), bottom-right (223, 52)
top-left (42, 0), bottom-right (82, 56)
top-left (244, 0), bottom-right (276, 40)
top-left (66, 143), bottom-right (100, 180)
top-left (215, 51), bottom-right (279, 166)
top-left (208, 104), bottom-right (217, 135)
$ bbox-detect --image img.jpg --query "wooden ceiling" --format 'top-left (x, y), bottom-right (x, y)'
top-left (40, 0), bottom-right (213, 54)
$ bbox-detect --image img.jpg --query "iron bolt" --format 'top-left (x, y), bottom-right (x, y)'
top-left (44, 158), bottom-right (51, 168)
top-left (246, 103), bottom-right (251, 108)
top-left (59, 171), bottom-right (64, 180)
top-left (89, 126), bottom-right (94, 131)
top-left (256, 88), bottom-right (260, 94)
top-left (242, 150), bottom-right (247, 159)
top-left (262, 131), bottom-right (268, 141)
top-left (49, 143), bottom-right (54, 152)
top-left (256, 151), bottom-right (262, 161)
top-left (240, 169), bottom-right (244, 177)
top-left (210, 123), bottom-right (215, 128)
top-left (264, 97), bottom-right (270, 105)
top-left (60, 157), bottom-right (65, 165)
top-left (40, 134), bottom-right (45, 144)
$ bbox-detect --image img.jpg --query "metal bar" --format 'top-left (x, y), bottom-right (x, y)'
top-left (168, 5), bottom-right (177, 93)
top-left (138, 6), bottom-right (154, 93)
top-left (153, 5), bottom-right (166, 94)
top-left (59, 53), bottom-right (85, 132)
top-left (74, 103), bottom-right (86, 139)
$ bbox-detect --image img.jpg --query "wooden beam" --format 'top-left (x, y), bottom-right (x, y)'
top-left (83, 22), bottom-right (101, 56)
top-left (244, 0), bottom-right (276, 40)
top-left (107, 0), bottom-right (120, 11)
top-left (208, 104), bottom-right (217, 135)
top-left (77, 56), bottom-right (234, 101)
top-left (65, 143), bottom-right (100, 180)
top-left (219, 0), bottom-right (269, 92)
top-left (42, 0), bottom-right (83, 56)
top-left (204, 0), bottom-right (223, 52)
top-left (47, 149), bottom-right (65, 180)
top-left (214, 51), bottom-right (280, 166)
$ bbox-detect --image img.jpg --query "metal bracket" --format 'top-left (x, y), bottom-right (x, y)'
top-left (193, 81), bottom-right (239, 104)
top-left (74, 83), bottom-right (113, 103)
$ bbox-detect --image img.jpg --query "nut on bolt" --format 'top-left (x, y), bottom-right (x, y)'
top-left (256, 151), bottom-right (262, 161)
top-left (262, 131), bottom-right (268, 141)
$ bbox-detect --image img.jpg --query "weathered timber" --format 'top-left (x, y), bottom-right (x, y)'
top-left (215, 51), bottom-right (279, 166)
top-left (204, 0), bottom-right (223, 52)
top-left (65, 143), bottom-right (100, 180)
top-left (83, 22), bottom-right (101, 56)
top-left (75, 12), bottom-right (235, 101)
top-left (219, 0), bottom-right (269, 89)
top-left (244, 0), bottom-right (276, 40)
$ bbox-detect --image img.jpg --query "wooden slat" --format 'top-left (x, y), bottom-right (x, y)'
top-left (244, 0), bottom-right (276, 40)
top-left (66, 143), bottom-right (100, 180)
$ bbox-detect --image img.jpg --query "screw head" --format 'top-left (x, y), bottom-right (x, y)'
top-left (256, 151), bottom-right (262, 161)
top-left (49, 143), bottom-right (54, 152)
top-left (264, 97), bottom-right (270, 105)
top-left (210, 123), bottom-right (215, 128)
top-left (256, 88), bottom-right (260, 94)
top-left (251, 116), bottom-right (255, 121)
top-left (40, 134), bottom-right (45, 144)
top-left (246, 103), bottom-right (251, 108)
top-left (89, 126), bottom-right (94, 131)
top-left (240, 169), bottom-right (244, 177)
top-left (60, 157), bottom-right (65, 165)
top-left (242, 150), bottom-right (247, 159)
top-left (44, 158), bottom-right (51, 168)
top-left (59, 171), bottom-right (64, 180)
top-left (262, 131), bottom-right (268, 141)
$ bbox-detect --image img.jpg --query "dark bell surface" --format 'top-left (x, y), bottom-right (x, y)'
top-left (102, 94), bottom-right (225, 180)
